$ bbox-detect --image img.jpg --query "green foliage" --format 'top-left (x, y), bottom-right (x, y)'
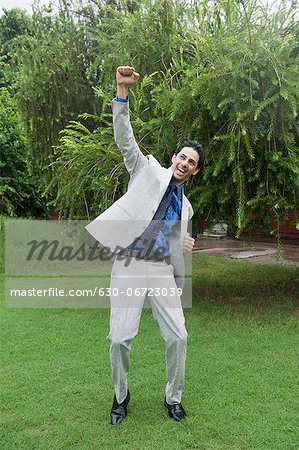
top-left (9, 1), bottom-right (98, 194)
top-left (0, 7), bottom-right (31, 46)
top-left (144, 0), bottom-right (299, 234)
top-left (0, 8), bottom-right (32, 87)
top-left (1, 0), bottom-right (298, 233)
top-left (0, 87), bottom-right (44, 216)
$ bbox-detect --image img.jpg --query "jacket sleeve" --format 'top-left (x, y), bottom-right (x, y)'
top-left (112, 99), bottom-right (148, 177)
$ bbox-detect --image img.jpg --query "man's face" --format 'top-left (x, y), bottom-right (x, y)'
top-left (170, 147), bottom-right (200, 184)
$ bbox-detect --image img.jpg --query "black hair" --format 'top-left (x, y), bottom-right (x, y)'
top-left (174, 140), bottom-right (205, 171)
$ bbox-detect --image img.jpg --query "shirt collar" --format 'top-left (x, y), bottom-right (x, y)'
top-left (170, 177), bottom-right (184, 190)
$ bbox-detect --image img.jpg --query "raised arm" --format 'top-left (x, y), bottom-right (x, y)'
top-left (113, 66), bottom-right (148, 176)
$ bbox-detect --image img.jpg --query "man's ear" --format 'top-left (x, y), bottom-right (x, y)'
top-left (171, 153), bottom-right (176, 163)
top-left (192, 167), bottom-right (200, 176)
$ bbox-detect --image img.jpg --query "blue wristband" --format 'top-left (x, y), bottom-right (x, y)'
top-left (115, 96), bottom-right (129, 102)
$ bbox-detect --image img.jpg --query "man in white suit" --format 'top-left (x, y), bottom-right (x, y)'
top-left (85, 66), bottom-right (205, 424)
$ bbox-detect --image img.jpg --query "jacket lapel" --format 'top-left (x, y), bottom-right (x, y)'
top-left (180, 194), bottom-right (189, 244)
top-left (159, 167), bottom-right (173, 198)
top-left (160, 167), bottom-right (189, 242)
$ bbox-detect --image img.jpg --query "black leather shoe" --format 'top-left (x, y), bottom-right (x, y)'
top-left (164, 397), bottom-right (187, 421)
top-left (110, 390), bottom-right (130, 425)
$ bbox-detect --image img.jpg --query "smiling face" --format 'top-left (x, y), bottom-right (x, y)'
top-left (170, 147), bottom-right (200, 184)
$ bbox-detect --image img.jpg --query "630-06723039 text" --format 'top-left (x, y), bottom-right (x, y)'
top-left (9, 287), bottom-right (183, 297)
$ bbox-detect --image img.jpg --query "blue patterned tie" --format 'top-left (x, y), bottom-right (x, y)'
top-left (137, 183), bottom-right (177, 258)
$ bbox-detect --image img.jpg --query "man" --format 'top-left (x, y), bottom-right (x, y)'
top-left (85, 66), bottom-right (204, 425)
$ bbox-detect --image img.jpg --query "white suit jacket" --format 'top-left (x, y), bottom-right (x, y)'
top-left (85, 99), bottom-right (193, 289)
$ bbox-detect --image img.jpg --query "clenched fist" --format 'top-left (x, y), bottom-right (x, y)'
top-left (183, 232), bottom-right (195, 253)
top-left (116, 66), bottom-right (140, 86)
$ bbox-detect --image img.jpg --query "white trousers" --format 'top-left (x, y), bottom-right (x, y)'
top-left (107, 256), bottom-right (188, 405)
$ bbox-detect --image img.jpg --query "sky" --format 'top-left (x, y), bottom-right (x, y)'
top-left (0, 0), bottom-right (293, 16)
top-left (0, 0), bottom-right (33, 11)
top-left (0, 0), bottom-right (54, 15)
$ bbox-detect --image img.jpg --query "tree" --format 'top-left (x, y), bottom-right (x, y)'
top-left (3, 0), bottom-right (298, 236)
top-left (0, 87), bottom-right (44, 216)
top-left (0, 8), bottom-right (32, 88)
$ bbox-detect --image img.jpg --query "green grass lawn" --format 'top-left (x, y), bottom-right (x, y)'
top-left (0, 222), bottom-right (298, 449)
